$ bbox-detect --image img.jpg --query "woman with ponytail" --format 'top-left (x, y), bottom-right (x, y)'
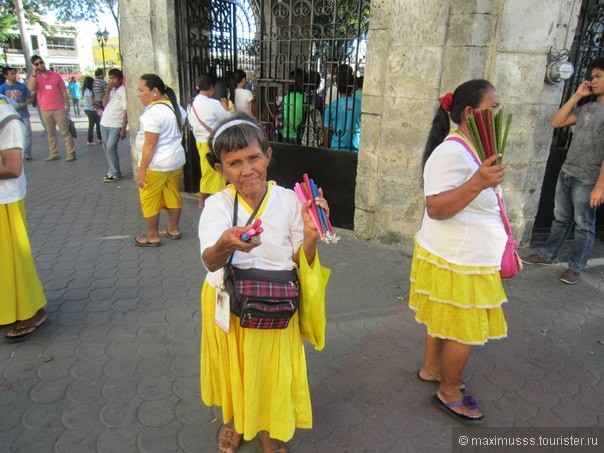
top-left (409, 79), bottom-right (508, 424)
top-left (134, 74), bottom-right (187, 246)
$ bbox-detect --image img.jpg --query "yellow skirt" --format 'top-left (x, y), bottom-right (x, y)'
top-left (139, 168), bottom-right (183, 218)
top-left (200, 281), bottom-right (312, 441)
top-left (0, 200), bottom-right (47, 325)
top-left (198, 141), bottom-right (226, 194)
top-left (409, 241), bottom-right (507, 345)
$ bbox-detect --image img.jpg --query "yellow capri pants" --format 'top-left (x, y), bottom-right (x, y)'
top-left (198, 141), bottom-right (227, 194)
top-left (139, 168), bottom-right (183, 218)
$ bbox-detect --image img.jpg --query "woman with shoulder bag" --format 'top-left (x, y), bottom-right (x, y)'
top-left (409, 80), bottom-right (509, 425)
top-left (198, 114), bottom-right (329, 453)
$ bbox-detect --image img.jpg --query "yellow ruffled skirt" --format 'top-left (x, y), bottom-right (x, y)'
top-left (200, 282), bottom-right (312, 442)
top-left (409, 241), bottom-right (507, 345)
top-left (0, 200), bottom-right (47, 325)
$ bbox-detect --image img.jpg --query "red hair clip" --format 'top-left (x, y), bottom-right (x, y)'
top-left (439, 92), bottom-right (453, 112)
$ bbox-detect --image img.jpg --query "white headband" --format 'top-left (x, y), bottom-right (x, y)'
top-left (211, 119), bottom-right (262, 152)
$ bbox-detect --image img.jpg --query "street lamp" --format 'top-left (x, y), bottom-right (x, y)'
top-left (95, 28), bottom-right (110, 74)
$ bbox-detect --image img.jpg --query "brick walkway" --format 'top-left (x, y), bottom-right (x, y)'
top-left (1, 112), bottom-right (603, 452)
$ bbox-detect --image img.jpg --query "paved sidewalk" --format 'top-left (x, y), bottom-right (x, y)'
top-left (1, 114), bottom-right (603, 452)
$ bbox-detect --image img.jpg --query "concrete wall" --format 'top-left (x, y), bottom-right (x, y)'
top-left (356, 0), bottom-right (582, 252)
top-left (119, 0), bottom-right (181, 172)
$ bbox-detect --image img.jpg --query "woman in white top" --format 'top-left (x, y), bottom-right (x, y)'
top-left (134, 74), bottom-right (187, 246)
top-left (0, 97), bottom-right (47, 341)
top-left (409, 80), bottom-right (508, 425)
top-left (199, 115), bottom-right (329, 453)
top-left (188, 73), bottom-right (231, 208)
top-left (233, 69), bottom-right (254, 117)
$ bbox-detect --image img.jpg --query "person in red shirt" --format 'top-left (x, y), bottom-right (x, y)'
top-left (27, 55), bottom-right (76, 161)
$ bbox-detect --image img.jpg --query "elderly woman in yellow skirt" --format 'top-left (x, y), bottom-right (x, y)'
top-left (0, 97), bottom-right (47, 342)
top-left (199, 115), bottom-right (329, 453)
top-left (134, 74), bottom-right (187, 246)
top-left (409, 80), bottom-right (508, 425)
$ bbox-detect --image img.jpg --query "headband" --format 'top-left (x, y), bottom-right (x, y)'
top-left (211, 119), bottom-right (262, 153)
top-left (439, 92), bottom-right (454, 112)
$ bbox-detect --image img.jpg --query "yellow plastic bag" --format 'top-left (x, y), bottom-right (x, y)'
top-left (298, 249), bottom-right (331, 351)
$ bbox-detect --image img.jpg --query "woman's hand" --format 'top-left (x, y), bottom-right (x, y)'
top-left (137, 168), bottom-right (146, 188)
top-left (302, 188), bottom-right (329, 235)
top-left (202, 226), bottom-right (262, 272)
top-left (470, 154), bottom-right (504, 190)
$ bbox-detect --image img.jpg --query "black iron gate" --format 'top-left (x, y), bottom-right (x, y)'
top-left (174, 0), bottom-right (369, 229)
top-left (533, 0), bottom-right (604, 239)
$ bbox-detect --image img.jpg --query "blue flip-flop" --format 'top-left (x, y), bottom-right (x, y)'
top-left (431, 394), bottom-right (484, 425)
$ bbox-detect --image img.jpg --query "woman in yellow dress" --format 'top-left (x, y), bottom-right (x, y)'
top-left (198, 115), bottom-right (328, 452)
top-left (0, 96), bottom-right (47, 341)
top-left (409, 80), bottom-right (508, 424)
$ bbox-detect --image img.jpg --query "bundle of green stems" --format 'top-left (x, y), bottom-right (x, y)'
top-left (467, 108), bottom-right (513, 163)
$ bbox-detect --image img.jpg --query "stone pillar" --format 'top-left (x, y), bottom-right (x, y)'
top-left (356, 0), bottom-right (581, 253)
top-left (119, 0), bottom-right (181, 174)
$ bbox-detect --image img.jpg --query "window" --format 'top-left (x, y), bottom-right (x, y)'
top-left (46, 37), bottom-right (76, 51)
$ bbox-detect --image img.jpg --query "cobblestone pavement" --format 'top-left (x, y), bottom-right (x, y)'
top-left (1, 113), bottom-right (603, 452)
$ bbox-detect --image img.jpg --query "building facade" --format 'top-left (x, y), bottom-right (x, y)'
top-left (4, 20), bottom-right (95, 79)
top-left (120, 0), bottom-right (600, 253)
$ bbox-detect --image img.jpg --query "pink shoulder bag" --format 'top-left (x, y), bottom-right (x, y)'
top-left (446, 136), bottom-right (522, 279)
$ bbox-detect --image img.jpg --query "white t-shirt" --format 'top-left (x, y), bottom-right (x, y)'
top-left (100, 85), bottom-right (127, 128)
top-left (417, 136), bottom-right (507, 267)
top-left (199, 182), bottom-right (304, 288)
top-left (0, 102), bottom-right (26, 204)
top-left (136, 101), bottom-right (187, 171)
top-left (188, 94), bottom-right (231, 143)
top-left (234, 88), bottom-right (254, 114)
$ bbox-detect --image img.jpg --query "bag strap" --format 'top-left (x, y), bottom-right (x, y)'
top-left (445, 135), bottom-right (512, 236)
top-left (226, 188), bottom-right (268, 267)
top-left (191, 102), bottom-right (213, 134)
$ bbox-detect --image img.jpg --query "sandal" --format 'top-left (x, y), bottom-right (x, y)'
top-left (159, 230), bottom-right (182, 240)
top-left (417, 370), bottom-right (467, 392)
top-left (5, 311), bottom-right (48, 343)
top-left (134, 236), bottom-right (161, 247)
top-left (431, 393), bottom-right (484, 425)
top-left (258, 431), bottom-right (288, 453)
top-left (217, 424), bottom-right (242, 453)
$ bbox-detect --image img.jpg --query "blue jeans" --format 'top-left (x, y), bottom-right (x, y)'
top-left (22, 115), bottom-right (32, 157)
top-left (101, 126), bottom-right (122, 177)
top-left (539, 170), bottom-right (597, 272)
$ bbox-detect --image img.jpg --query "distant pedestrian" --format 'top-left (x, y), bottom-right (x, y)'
top-left (409, 80), bottom-right (508, 425)
top-left (134, 74), bottom-right (187, 246)
top-left (233, 69), bottom-right (254, 117)
top-left (27, 55), bottom-right (76, 161)
top-left (0, 67), bottom-right (33, 160)
top-left (188, 73), bottom-right (231, 208)
top-left (67, 76), bottom-right (81, 117)
top-left (323, 65), bottom-right (361, 151)
top-left (100, 69), bottom-right (128, 182)
top-left (82, 76), bottom-right (102, 145)
top-left (93, 68), bottom-right (108, 115)
top-left (0, 96), bottom-right (48, 342)
top-left (523, 56), bottom-right (604, 284)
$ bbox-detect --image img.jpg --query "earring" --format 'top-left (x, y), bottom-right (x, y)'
top-left (154, 93), bottom-right (157, 97)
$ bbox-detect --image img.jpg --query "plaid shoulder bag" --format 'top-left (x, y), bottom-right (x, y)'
top-left (224, 190), bottom-right (300, 329)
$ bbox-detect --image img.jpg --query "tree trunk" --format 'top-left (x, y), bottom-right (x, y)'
top-left (15, 0), bottom-right (33, 75)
